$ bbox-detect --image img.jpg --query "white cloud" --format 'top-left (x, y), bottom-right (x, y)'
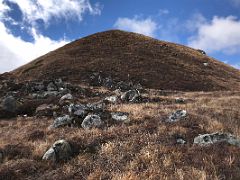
top-left (6, 0), bottom-right (102, 26)
top-left (188, 16), bottom-right (240, 55)
top-left (114, 16), bottom-right (157, 37)
top-left (0, 0), bottom-right (102, 73)
top-left (0, 22), bottom-right (68, 73)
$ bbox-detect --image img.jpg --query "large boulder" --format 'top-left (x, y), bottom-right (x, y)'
top-left (86, 101), bottom-right (105, 112)
top-left (194, 132), bottom-right (240, 147)
top-left (42, 139), bottom-right (72, 163)
top-left (50, 115), bottom-right (73, 128)
top-left (81, 114), bottom-right (102, 129)
top-left (0, 96), bottom-right (17, 118)
top-left (166, 110), bottom-right (187, 123)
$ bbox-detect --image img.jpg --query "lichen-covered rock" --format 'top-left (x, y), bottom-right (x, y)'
top-left (51, 115), bottom-right (73, 128)
top-left (111, 112), bottom-right (130, 123)
top-left (59, 93), bottom-right (73, 105)
top-left (175, 98), bottom-right (185, 104)
top-left (47, 82), bottom-right (58, 91)
top-left (194, 132), bottom-right (240, 147)
top-left (42, 139), bottom-right (72, 163)
top-left (166, 110), bottom-right (187, 122)
top-left (81, 114), bottom-right (102, 129)
top-left (120, 89), bottom-right (141, 102)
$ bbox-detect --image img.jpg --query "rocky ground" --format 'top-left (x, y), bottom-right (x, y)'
top-left (0, 76), bottom-right (240, 179)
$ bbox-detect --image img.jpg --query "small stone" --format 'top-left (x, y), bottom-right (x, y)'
top-left (47, 82), bottom-right (58, 91)
top-left (111, 112), bottom-right (130, 122)
top-left (81, 114), bottom-right (102, 129)
top-left (175, 98), bottom-right (185, 104)
top-left (203, 63), bottom-right (209, 66)
top-left (120, 89), bottom-right (141, 102)
top-left (166, 110), bottom-right (187, 122)
top-left (176, 138), bottom-right (186, 144)
top-left (51, 115), bottom-right (73, 128)
top-left (104, 96), bottom-right (118, 104)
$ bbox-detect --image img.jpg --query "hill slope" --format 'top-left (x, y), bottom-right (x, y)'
top-left (12, 30), bottom-right (240, 91)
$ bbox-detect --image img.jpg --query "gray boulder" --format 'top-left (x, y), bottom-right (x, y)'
top-left (42, 139), bottom-right (72, 163)
top-left (1, 96), bottom-right (16, 113)
top-left (166, 110), bottom-right (187, 122)
top-left (194, 132), bottom-right (240, 147)
top-left (111, 112), bottom-right (130, 123)
top-left (81, 114), bottom-right (102, 129)
top-left (51, 115), bottom-right (73, 128)
top-left (120, 89), bottom-right (141, 102)
top-left (176, 138), bottom-right (186, 144)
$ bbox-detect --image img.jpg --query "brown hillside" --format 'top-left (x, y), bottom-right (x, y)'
top-left (12, 30), bottom-right (240, 91)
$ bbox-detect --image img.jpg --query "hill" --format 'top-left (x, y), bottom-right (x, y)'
top-left (12, 30), bottom-right (240, 91)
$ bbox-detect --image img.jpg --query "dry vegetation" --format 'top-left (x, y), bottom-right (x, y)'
top-left (0, 89), bottom-right (240, 180)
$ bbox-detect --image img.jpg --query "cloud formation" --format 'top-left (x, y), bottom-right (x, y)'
top-left (0, 0), bottom-right (102, 73)
top-left (188, 16), bottom-right (240, 55)
top-left (114, 16), bottom-right (157, 37)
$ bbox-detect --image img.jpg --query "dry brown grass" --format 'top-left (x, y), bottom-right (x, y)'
top-left (0, 89), bottom-right (240, 179)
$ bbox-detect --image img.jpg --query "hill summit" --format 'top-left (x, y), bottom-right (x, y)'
top-left (12, 30), bottom-right (240, 91)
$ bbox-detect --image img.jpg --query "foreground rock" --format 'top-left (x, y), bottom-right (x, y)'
top-left (59, 93), bottom-right (73, 105)
top-left (166, 110), bottom-right (187, 122)
top-left (50, 115), bottom-right (73, 128)
top-left (194, 132), bottom-right (240, 147)
top-left (111, 112), bottom-right (130, 123)
top-left (81, 114), bottom-right (102, 129)
top-left (42, 139), bottom-right (72, 163)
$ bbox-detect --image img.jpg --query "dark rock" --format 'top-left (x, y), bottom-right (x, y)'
top-left (81, 114), bottom-right (102, 129)
top-left (47, 82), bottom-right (58, 91)
top-left (197, 49), bottom-right (206, 55)
top-left (0, 96), bottom-right (17, 118)
top-left (175, 98), bottom-right (185, 104)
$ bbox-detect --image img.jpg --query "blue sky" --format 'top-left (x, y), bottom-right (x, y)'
top-left (0, 0), bottom-right (240, 72)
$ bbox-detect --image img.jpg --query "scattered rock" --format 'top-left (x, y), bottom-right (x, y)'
top-left (42, 139), bottom-right (72, 163)
top-left (111, 112), bottom-right (130, 123)
top-left (81, 114), bottom-right (102, 129)
top-left (120, 89), bottom-right (141, 102)
top-left (175, 98), bottom-right (185, 104)
top-left (47, 82), bottom-right (58, 91)
top-left (86, 101), bottom-right (105, 112)
top-left (194, 132), bottom-right (240, 147)
top-left (203, 62), bottom-right (209, 67)
top-left (166, 110), bottom-right (187, 122)
top-left (197, 49), bottom-right (206, 55)
top-left (59, 93), bottom-right (73, 105)
top-left (35, 104), bottom-right (59, 117)
top-left (51, 115), bottom-right (73, 128)
top-left (176, 138), bottom-right (186, 144)
top-left (104, 96), bottom-right (118, 104)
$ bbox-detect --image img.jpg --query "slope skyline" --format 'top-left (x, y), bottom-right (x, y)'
top-left (0, 0), bottom-right (240, 72)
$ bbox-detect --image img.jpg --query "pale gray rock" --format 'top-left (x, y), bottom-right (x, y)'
top-left (120, 89), bottom-right (141, 102)
top-left (81, 114), bottom-right (102, 129)
top-left (111, 112), bottom-right (130, 122)
top-left (51, 115), bottom-right (73, 128)
top-left (104, 96), bottom-right (118, 104)
top-left (59, 93), bottom-right (73, 105)
top-left (166, 110), bottom-right (187, 122)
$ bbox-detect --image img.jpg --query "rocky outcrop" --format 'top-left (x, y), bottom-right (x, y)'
top-left (166, 110), bottom-right (187, 122)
